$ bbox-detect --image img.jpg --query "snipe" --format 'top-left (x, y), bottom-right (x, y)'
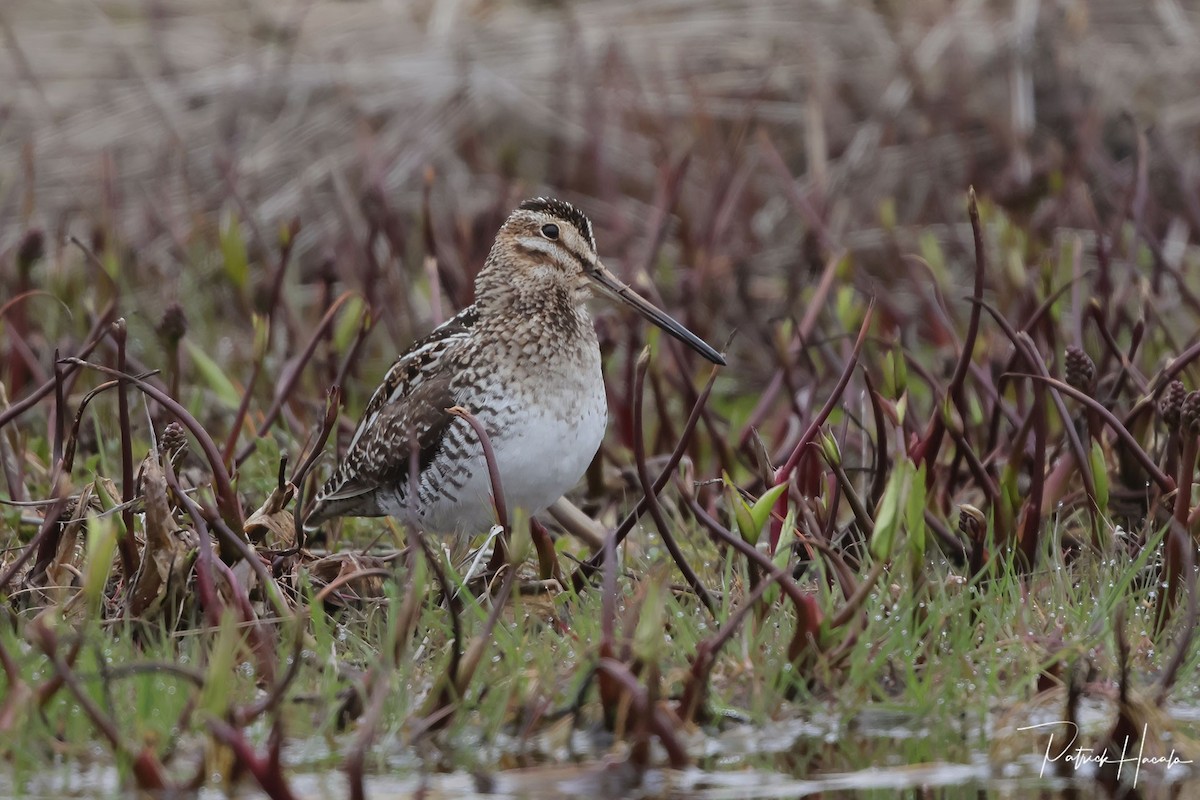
top-left (305, 197), bottom-right (724, 533)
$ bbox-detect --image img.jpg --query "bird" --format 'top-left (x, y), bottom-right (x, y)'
top-left (305, 197), bottom-right (725, 535)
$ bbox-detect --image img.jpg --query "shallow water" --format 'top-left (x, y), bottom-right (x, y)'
top-left (7, 707), bottom-right (1198, 799)
top-left (9, 760), bottom-right (1191, 799)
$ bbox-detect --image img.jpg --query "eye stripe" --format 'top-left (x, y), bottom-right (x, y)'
top-left (516, 234), bottom-right (593, 271)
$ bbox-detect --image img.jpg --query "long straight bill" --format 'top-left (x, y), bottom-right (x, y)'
top-left (588, 263), bottom-right (726, 365)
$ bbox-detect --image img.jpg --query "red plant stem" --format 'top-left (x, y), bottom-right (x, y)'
top-left (596, 657), bottom-right (689, 769)
top-left (207, 718), bottom-right (298, 800)
top-left (1014, 374), bottom-right (1173, 493)
top-left (60, 357), bottom-right (245, 532)
top-left (223, 227), bottom-right (297, 465)
top-left (862, 372), bottom-right (889, 507)
top-left (222, 351), bottom-right (265, 467)
top-left (0, 492), bottom-right (67, 594)
top-left (679, 485), bottom-right (823, 640)
top-left (7, 327), bottom-right (49, 390)
top-left (981, 277), bottom-right (1079, 455)
top-left (944, 421), bottom-right (1000, 506)
top-left (1018, 370), bottom-right (1047, 568)
top-left (0, 289), bottom-right (59, 321)
top-left (60, 369), bottom-right (158, 472)
top-left (573, 364), bottom-right (720, 586)
top-left (631, 350), bottom-right (717, 616)
top-left (769, 302), bottom-right (874, 551)
top-left (0, 300), bottom-right (117, 431)
top-left (600, 527), bottom-right (618, 649)
top-left (208, 514), bottom-right (291, 619)
top-left (448, 406), bottom-right (510, 575)
top-left (1156, 520), bottom-right (1198, 700)
top-left (820, 433), bottom-right (875, 544)
top-left (914, 189), bottom-right (986, 478)
top-left (774, 303), bottom-right (874, 483)
top-left (677, 562), bottom-right (790, 724)
top-left (51, 351), bottom-right (64, 467)
top-left (235, 291), bottom-right (365, 466)
top-left (161, 460), bottom-right (224, 627)
top-left (529, 518), bottom-right (561, 581)
top-left (290, 387), bottom-right (341, 546)
top-left (112, 319), bottom-right (140, 581)
top-left (31, 623), bottom-right (169, 791)
top-left (211, 558), bottom-right (276, 685)
top-left (447, 407), bottom-right (508, 533)
top-left (976, 302), bottom-right (1097, 494)
top-left (1159, 433), bottom-right (1198, 632)
top-left (61, 379), bottom-right (111, 471)
top-left (1120, 337), bottom-right (1200, 433)
top-left (312, 568), bottom-right (393, 606)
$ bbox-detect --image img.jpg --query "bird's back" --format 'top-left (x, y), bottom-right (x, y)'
top-left (305, 306), bottom-right (478, 527)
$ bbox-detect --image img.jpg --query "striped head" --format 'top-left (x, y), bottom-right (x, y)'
top-left (476, 197), bottom-right (725, 365)
top-left (476, 197), bottom-right (598, 304)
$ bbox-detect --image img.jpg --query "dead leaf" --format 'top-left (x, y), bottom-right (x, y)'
top-left (46, 483), bottom-right (94, 605)
top-left (243, 481), bottom-right (297, 549)
top-left (127, 455), bottom-right (198, 619)
top-left (307, 552), bottom-right (388, 607)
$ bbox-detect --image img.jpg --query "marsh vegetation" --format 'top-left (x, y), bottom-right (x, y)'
top-left (2, 2), bottom-right (1200, 797)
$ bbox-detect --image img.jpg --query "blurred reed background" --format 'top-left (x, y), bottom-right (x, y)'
top-left (3, 0), bottom-right (1199, 433)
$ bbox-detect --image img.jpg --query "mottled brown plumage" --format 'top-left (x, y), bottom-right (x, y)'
top-left (306, 198), bottom-right (724, 534)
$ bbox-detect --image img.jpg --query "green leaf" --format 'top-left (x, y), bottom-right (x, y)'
top-left (871, 459), bottom-right (913, 562)
top-left (773, 506), bottom-right (798, 571)
top-left (334, 297), bottom-right (367, 352)
top-left (101, 251), bottom-right (120, 283)
top-left (185, 340), bottom-right (241, 408)
top-left (252, 313), bottom-right (270, 358)
top-left (631, 578), bottom-right (666, 663)
top-left (82, 515), bottom-right (117, 617)
top-left (918, 230), bottom-right (945, 281)
top-left (731, 479), bottom-right (790, 547)
top-left (905, 462), bottom-right (927, 558)
top-left (835, 283), bottom-right (857, 331)
top-left (819, 428), bottom-right (841, 467)
top-left (764, 506), bottom-right (799, 607)
top-left (199, 611), bottom-right (241, 717)
top-left (750, 482), bottom-right (790, 537)
top-left (883, 345), bottom-right (908, 399)
top-left (1089, 440), bottom-right (1109, 513)
top-left (220, 209), bottom-right (249, 291)
top-left (733, 494), bottom-right (757, 545)
top-left (879, 197), bottom-right (897, 230)
top-left (999, 461), bottom-right (1021, 524)
top-left (507, 508), bottom-right (533, 564)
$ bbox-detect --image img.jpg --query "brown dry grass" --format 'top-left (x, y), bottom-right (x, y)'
top-left (5, 1), bottom-right (1199, 257)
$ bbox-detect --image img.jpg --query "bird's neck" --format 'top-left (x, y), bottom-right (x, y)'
top-left (479, 281), bottom-right (582, 324)
top-left (474, 284), bottom-right (594, 356)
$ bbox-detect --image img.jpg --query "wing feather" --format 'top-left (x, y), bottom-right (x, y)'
top-left (306, 306), bottom-right (478, 524)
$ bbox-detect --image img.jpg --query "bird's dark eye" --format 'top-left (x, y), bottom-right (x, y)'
top-left (541, 223), bottom-right (560, 240)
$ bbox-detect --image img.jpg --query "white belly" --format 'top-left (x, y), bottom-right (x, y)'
top-left (416, 348), bottom-right (607, 534)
